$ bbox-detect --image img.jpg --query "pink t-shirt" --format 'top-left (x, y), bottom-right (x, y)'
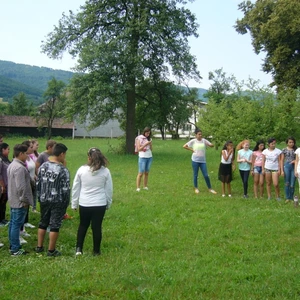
top-left (253, 151), bottom-right (264, 167)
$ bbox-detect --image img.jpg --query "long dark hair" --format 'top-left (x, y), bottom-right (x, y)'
top-left (87, 147), bottom-right (108, 171)
top-left (253, 140), bottom-right (265, 152)
top-left (142, 127), bottom-right (151, 141)
top-left (221, 140), bottom-right (234, 158)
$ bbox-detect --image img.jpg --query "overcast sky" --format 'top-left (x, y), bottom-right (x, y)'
top-left (0, 0), bottom-right (271, 89)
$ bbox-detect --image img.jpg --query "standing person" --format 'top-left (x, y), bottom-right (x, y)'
top-left (7, 144), bottom-right (33, 256)
top-left (136, 127), bottom-right (153, 192)
top-left (72, 147), bottom-right (113, 256)
top-left (183, 128), bottom-right (217, 194)
top-left (19, 140), bottom-right (36, 244)
top-left (251, 140), bottom-right (265, 199)
top-left (280, 137), bottom-right (297, 203)
top-left (218, 141), bottom-right (234, 197)
top-left (35, 139), bottom-right (56, 173)
top-left (0, 143), bottom-right (11, 226)
top-left (30, 139), bottom-right (39, 163)
top-left (237, 140), bottom-right (253, 198)
top-left (35, 143), bottom-right (70, 257)
top-left (262, 138), bottom-right (282, 200)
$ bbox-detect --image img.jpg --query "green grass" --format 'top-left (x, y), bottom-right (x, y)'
top-left (1, 138), bottom-right (300, 299)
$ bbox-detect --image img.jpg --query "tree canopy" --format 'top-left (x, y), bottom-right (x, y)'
top-left (42, 0), bottom-right (200, 153)
top-left (235, 0), bottom-right (300, 89)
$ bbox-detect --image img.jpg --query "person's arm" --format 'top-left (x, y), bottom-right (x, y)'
top-left (137, 138), bottom-right (151, 152)
top-left (71, 169), bottom-right (81, 210)
top-left (262, 153), bottom-right (266, 174)
top-left (280, 152), bottom-right (284, 175)
top-left (222, 149), bottom-right (232, 161)
top-left (295, 153), bottom-right (299, 178)
top-left (251, 153), bottom-right (256, 174)
top-left (105, 170), bottom-right (113, 210)
top-left (277, 152), bottom-right (282, 174)
top-left (183, 141), bottom-right (194, 152)
top-left (15, 168), bottom-right (32, 206)
top-left (237, 152), bottom-right (245, 163)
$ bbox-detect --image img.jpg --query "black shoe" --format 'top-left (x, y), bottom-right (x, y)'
top-left (93, 251), bottom-right (101, 256)
top-left (35, 246), bottom-right (44, 253)
top-left (75, 247), bottom-right (82, 256)
top-left (47, 249), bottom-right (62, 257)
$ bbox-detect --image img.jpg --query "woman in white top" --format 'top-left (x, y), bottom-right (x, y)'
top-left (135, 127), bottom-right (153, 192)
top-left (262, 138), bottom-right (282, 200)
top-left (72, 147), bottom-right (113, 256)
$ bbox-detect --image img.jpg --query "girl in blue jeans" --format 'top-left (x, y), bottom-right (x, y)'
top-left (280, 137), bottom-right (297, 203)
top-left (183, 129), bottom-right (217, 194)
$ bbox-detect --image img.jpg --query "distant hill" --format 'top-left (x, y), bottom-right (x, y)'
top-left (0, 60), bottom-right (74, 104)
top-left (0, 60), bottom-right (207, 105)
top-left (0, 75), bottom-right (44, 104)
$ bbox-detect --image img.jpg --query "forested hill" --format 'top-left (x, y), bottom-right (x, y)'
top-left (0, 59), bottom-right (207, 104)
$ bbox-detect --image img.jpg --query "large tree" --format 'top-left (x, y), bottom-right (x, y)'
top-left (42, 0), bottom-right (200, 153)
top-left (7, 92), bottom-right (34, 116)
top-left (235, 0), bottom-right (300, 89)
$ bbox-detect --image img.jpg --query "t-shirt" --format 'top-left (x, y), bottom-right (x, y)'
top-left (186, 138), bottom-right (212, 163)
top-left (295, 148), bottom-right (300, 172)
top-left (36, 152), bottom-right (50, 166)
top-left (262, 148), bottom-right (282, 170)
top-left (238, 149), bottom-right (253, 171)
top-left (281, 148), bottom-right (296, 164)
top-left (253, 151), bottom-right (264, 167)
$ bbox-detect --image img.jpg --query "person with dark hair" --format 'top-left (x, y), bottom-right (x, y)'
top-left (236, 140), bottom-right (253, 198)
top-left (251, 140), bottom-right (266, 199)
top-left (135, 127), bottom-right (153, 191)
top-left (35, 143), bottom-right (70, 257)
top-left (29, 139), bottom-right (39, 163)
top-left (72, 147), bottom-right (113, 256)
top-left (7, 144), bottom-right (33, 256)
top-left (0, 143), bottom-right (11, 227)
top-left (35, 139), bottom-right (56, 173)
top-left (218, 141), bottom-right (234, 197)
top-left (262, 138), bottom-right (282, 200)
top-left (183, 128), bottom-right (217, 194)
top-left (280, 137), bottom-right (297, 203)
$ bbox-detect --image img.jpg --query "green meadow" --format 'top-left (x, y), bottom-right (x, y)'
top-left (1, 137), bottom-right (300, 299)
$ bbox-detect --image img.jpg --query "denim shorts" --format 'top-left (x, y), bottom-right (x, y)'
top-left (138, 157), bottom-right (153, 173)
top-left (253, 166), bottom-right (262, 174)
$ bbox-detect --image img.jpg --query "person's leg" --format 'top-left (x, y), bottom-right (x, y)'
top-left (243, 170), bottom-right (250, 196)
top-left (9, 207), bottom-right (27, 253)
top-left (91, 206), bottom-right (106, 254)
top-left (290, 165), bottom-right (296, 200)
top-left (199, 163), bottom-right (212, 189)
top-left (136, 157), bottom-right (146, 190)
top-left (76, 206), bottom-right (92, 251)
top-left (192, 161), bottom-right (199, 190)
top-left (143, 157), bottom-right (153, 188)
top-left (265, 172), bottom-right (272, 199)
top-left (259, 174), bottom-right (264, 198)
top-left (37, 228), bottom-right (46, 248)
top-left (272, 171), bottom-right (280, 199)
top-left (48, 203), bottom-right (66, 252)
top-left (227, 183), bottom-right (232, 195)
top-left (221, 182), bottom-right (225, 195)
top-left (239, 170), bottom-right (246, 195)
top-left (37, 202), bottom-right (51, 248)
top-left (284, 162), bottom-right (291, 200)
top-left (253, 173), bottom-right (259, 198)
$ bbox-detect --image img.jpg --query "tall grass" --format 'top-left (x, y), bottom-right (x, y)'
top-left (1, 138), bottom-right (300, 299)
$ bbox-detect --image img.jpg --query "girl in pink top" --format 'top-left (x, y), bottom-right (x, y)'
top-left (251, 140), bottom-right (265, 198)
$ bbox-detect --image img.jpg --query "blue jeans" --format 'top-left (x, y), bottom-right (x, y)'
top-left (9, 207), bottom-right (27, 253)
top-left (192, 161), bottom-right (212, 189)
top-left (284, 162), bottom-right (296, 200)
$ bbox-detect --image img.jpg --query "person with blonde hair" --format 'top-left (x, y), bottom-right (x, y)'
top-left (237, 140), bottom-right (253, 198)
top-left (72, 147), bottom-right (113, 256)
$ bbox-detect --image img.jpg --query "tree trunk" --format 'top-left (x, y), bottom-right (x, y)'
top-left (125, 81), bottom-right (136, 154)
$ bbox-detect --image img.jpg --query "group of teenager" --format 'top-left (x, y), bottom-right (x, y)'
top-left (0, 136), bottom-right (113, 256)
top-left (182, 129), bottom-right (300, 201)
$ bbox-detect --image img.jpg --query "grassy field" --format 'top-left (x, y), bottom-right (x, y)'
top-left (1, 137), bottom-right (300, 299)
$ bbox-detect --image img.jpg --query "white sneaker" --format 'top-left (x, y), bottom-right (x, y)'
top-left (24, 223), bottom-right (35, 228)
top-left (20, 231), bottom-right (31, 237)
top-left (136, 188), bottom-right (140, 192)
top-left (0, 242), bottom-right (4, 247)
top-left (143, 187), bottom-right (149, 190)
top-left (19, 237), bottom-right (27, 244)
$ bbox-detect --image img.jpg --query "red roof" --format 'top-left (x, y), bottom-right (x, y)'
top-left (0, 115), bottom-right (73, 129)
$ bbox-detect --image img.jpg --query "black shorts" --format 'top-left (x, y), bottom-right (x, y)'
top-left (39, 202), bottom-right (68, 232)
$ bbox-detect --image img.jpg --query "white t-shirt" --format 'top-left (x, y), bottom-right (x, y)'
top-left (71, 165), bottom-right (113, 209)
top-left (262, 148), bottom-right (282, 170)
top-left (186, 138), bottom-right (212, 163)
